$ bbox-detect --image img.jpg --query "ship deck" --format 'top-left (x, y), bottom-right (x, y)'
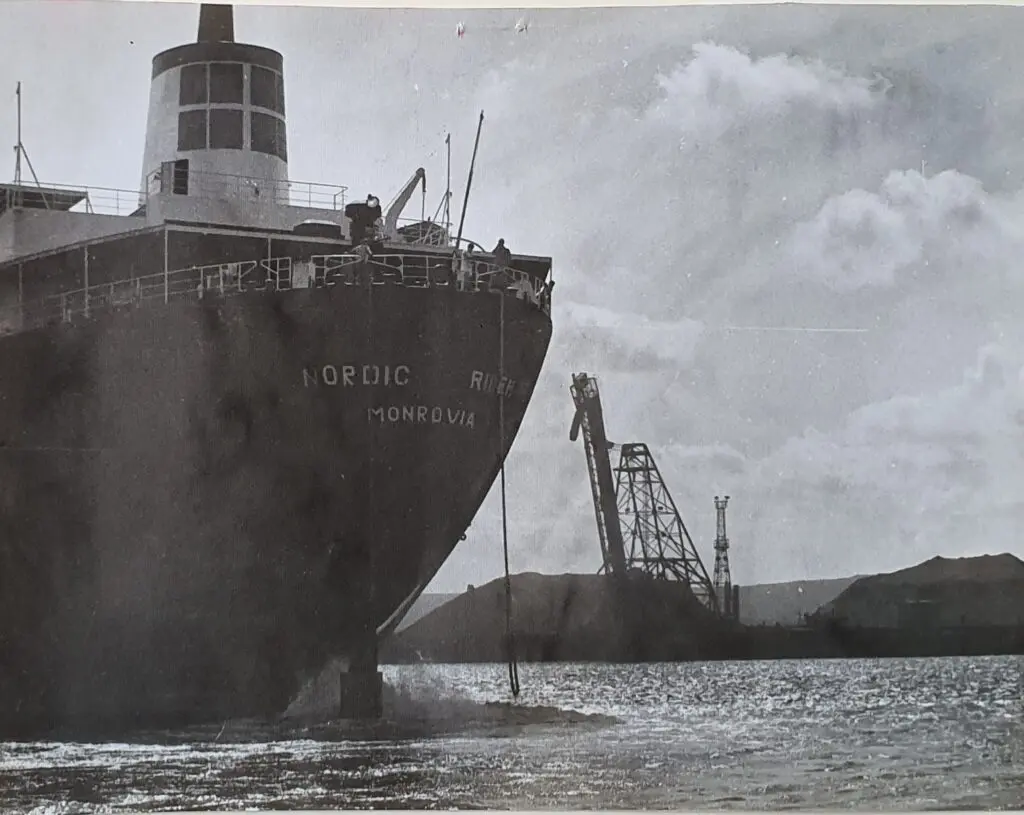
top-left (0, 177), bottom-right (554, 339)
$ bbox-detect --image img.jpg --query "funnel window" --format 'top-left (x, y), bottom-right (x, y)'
top-left (177, 109), bottom-right (208, 152)
top-left (179, 63), bottom-right (208, 106)
top-left (209, 109), bottom-right (244, 150)
top-left (251, 65), bottom-right (284, 115)
top-left (209, 62), bottom-right (244, 105)
top-left (251, 111), bottom-right (287, 162)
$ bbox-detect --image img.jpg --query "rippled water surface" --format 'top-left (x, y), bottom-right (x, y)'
top-left (1, 657), bottom-right (1022, 811)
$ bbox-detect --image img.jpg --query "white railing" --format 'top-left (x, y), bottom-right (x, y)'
top-left (392, 217), bottom-right (452, 247)
top-left (145, 168), bottom-right (349, 211)
top-left (312, 253), bottom-right (549, 305)
top-left (2, 170), bottom-right (351, 219)
top-left (0, 252), bottom-right (552, 338)
top-left (2, 183), bottom-right (142, 217)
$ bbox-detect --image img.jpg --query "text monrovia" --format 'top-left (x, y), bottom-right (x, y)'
top-left (368, 405), bottom-right (476, 428)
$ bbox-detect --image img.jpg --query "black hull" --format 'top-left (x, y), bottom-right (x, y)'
top-left (0, 243), bottom-right (551, 735)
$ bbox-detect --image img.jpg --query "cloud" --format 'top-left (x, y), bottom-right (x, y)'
top-left (738, 344), bottom-right (1024, 579)
top-left (558, 302), bottom-right (705, 373)
top-left (648, 42), bottom-right (877, 141)
top-left (463, 40), bottom-right (893, 323)
top-left (785, 169), bottom-right (1024, 293)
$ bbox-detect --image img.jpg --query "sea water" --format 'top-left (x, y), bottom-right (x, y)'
top-left (1, 656), bottom-right (1021, 811)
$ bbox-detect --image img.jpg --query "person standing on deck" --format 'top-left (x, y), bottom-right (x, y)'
top-left (352, 240), bottom-right (373, 285)
top-left (492, 238), bottom-right (511, 269)
top-left (490, 239), bottom-right (512, 291)
top-left (367, 195), bottom-right (384, 252)
top-left (540, 278), bottom-right (555, 311)
top-left (457, 245), bottom-right (476, 290)
top-left (448, 251), bottom-right (459, 288)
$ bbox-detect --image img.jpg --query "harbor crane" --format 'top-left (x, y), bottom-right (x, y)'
top-left (569, 372), bottom-right (719, 613)
top-left (713, 495), bottom-right (740, 619)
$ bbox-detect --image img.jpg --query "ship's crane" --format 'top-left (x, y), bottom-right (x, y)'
top-left (383, 167), bottom-right (426, 242)
top-left (570, 372), bottom-right (720, 613)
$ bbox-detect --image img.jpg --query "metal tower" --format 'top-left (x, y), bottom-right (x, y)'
top-left (713, 495), bottom-right (734, 616)
top-left (570, 372), bottom-right (719, 613)
top-left (614, 443), bottom-right (718, 610)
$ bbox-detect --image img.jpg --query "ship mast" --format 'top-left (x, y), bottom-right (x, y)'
top-left (444, 132), bottom-right (451, 233)
top-left (13, 82), bottom-right (21, 184)
top-left (455, 111), bottom-right (484, 249)
top-left (11, 82), bottom-right (46, 202)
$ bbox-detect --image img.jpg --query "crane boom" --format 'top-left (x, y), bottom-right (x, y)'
top-left (569, 372), bottom-right (629, 575)
top-left (384, 167), bottom-right (426, 241)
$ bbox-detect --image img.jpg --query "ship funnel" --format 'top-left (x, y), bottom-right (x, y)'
top-left (197, 3), bottom-right (235, 43)
top-left (138, 2), bottom-right (288, 208)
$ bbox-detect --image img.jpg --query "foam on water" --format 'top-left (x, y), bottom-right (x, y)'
top-left (279, 659), bottom-right (620, 741)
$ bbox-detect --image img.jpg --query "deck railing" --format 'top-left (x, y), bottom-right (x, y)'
top-left (144, 168), bottom-right (350, 211)
top-left (3, 170), bottom-right (351, 219)
top-left (0, 252), bottom-right (552, 338)
top-left (2, 183), bottom-right (143, 217)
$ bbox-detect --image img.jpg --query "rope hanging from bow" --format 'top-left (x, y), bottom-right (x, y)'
top-left (498, 292), bottom-right (520, 698)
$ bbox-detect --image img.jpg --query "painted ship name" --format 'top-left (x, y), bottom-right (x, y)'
top-left (303, 364), bottom-right (410, 388)
top-left (469, 370), bottom-right (517, 397)
top-left (368, 405), bottom-right (476, 428)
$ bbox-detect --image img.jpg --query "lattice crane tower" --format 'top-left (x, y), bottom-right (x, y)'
top-left (712, 495), bottom-right (735, 618)
top-left (613, 443), bottom-right (718, 611)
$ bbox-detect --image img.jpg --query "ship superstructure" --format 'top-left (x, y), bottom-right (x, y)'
top-left (0, 3), bottom-right (552, 735)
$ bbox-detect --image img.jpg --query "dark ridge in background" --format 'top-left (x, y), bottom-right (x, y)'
top-left (812, 553), bottom-right (1024, 628)
top-left (385, 554), bottom-right (1024, 664)
top-left (399, 574), bottom-right (864, 630)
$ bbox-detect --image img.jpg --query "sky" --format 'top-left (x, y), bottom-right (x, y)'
top-left (3, 1), bottom-right (1024, 593)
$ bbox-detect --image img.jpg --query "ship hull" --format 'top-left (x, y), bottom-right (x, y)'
top-left (0, 246), bottom-right (550, 735)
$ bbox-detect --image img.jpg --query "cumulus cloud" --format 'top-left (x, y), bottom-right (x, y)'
top-left (559, 302), bottom-right (705, 372)
top-left (734, 345), bottom-right (1024, 578)
top-left (463, 39), bottom-right (895, 322)
top-left (649, 42), bottom-right (877, 141)
top-left (786, 170), bottom-right (1024, 292)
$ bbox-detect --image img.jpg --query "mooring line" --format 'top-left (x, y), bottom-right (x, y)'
top-left (498, 292), bottom-right (520, 699)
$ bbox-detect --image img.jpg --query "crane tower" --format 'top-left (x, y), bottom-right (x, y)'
top-left (712, 495), bottom-right (737, 618)
top-left (569, 372), bottom-right (718, 612)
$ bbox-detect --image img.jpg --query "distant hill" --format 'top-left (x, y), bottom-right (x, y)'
top-left (814, 553), bottom-right (1024, 629)
top-left (864, 552), bottom-right (1024, 586)
top-left (385, 557), bottom-right (1024, 663)
top-left (397, 592), bottom-right (460, 631)
top-left (383, 571), bottom-right (733, 664)
top-left (404, 576), bottom-right (857, 631)
top-left (403, 557), bottom-right (1023, 633)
